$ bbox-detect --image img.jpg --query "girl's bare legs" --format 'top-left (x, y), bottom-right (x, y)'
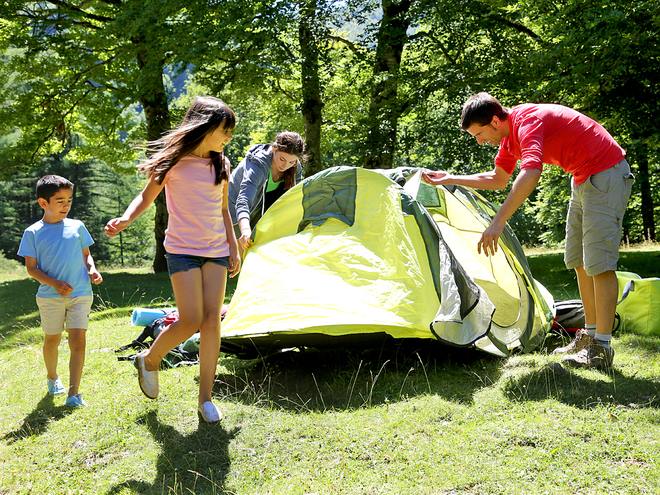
top-left (198, 262), bottom-right (227, 405)
top-left (143, 269), bottom-right (203, 372)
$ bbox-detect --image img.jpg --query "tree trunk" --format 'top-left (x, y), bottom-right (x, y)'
top-left (633, 142), bottom-right (656, 241)
top-left (363, 0), bottom-right (413, 169)
top-left (134, 37), bottom-right (171, 272)
top-left (299, 0), bottom-right (323, 176)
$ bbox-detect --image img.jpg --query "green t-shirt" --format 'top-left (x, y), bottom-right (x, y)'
top-left (266, 171), bottom-right (283, 192)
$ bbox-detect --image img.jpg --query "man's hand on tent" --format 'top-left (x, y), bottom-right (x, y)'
top-left (478, 220), bottom-right (504, 256)
top-left (422, 169), bottom-right (453, 185)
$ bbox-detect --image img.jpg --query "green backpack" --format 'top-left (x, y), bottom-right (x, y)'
top-left (616, 271), bottom-right (660, 336)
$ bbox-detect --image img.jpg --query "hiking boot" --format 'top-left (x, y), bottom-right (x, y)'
top-left (552, 329), bottom-right (594, 355)
top-left (47, 377), bottom-right (66, 396)
top-left (134, 352), bottom-right (159, 399)
top-left (563, 341), bottom-right (614, 371)
top-left (198, 401), bottom-right (222, 424)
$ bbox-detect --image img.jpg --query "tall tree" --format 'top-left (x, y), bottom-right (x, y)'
top-left (363, 0), bottom-right (413, 169)
top-left (0, 1), bottom-right (198, 270)
top-left (298, 0), bottom-right (324, 174)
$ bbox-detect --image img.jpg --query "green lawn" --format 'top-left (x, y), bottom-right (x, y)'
top-left (0, 249), bottom-right (658, 494)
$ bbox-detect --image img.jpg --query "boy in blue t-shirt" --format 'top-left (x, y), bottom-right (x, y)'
top-left (17, 175), bottom-right (103, 407)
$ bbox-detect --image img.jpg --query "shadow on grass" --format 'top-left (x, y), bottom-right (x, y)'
top-left (502, 361), bottom-right (659, 409)
top-left (107, 410), bottom-right (239, 495)
top-left (215, 341), bottom-right (504, 412)
top-left (2, 394), bottom-right (74, 444)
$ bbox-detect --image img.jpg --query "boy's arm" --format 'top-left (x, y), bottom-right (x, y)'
top-left (82, 247), bottom-right (103, 285)
top-left (24, 256), bottom-right (73, 296)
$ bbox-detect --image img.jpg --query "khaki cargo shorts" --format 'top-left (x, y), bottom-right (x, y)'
top-left (36, 295), bottom-right (94, 335)
top-left (564, 160), bottom-right (634, 276)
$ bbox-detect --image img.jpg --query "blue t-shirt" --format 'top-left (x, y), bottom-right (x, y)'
top-left (17, 218), bottom-right (94, 298)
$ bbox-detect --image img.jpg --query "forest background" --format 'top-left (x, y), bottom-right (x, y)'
top-left (1, 0), bottom-right (657, 271)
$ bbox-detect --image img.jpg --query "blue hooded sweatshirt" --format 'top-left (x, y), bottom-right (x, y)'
top-left (229, 144), bottom-right (303, 228)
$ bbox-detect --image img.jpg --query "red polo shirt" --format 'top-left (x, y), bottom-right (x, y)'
top-left (495, 104), bottom-right (625, 185)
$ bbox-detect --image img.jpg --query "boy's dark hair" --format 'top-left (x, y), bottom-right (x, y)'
top-left (36, 175), bottom-right (74, 201)
top-left (460, 92), bottom-right (509, 130)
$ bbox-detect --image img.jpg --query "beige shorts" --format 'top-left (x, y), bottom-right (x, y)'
top-left (36, 295), bottom-right (94, 335)
top-left (564, 160), bottom-right (634, 276)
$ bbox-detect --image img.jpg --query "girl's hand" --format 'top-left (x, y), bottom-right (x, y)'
top-left (104, 217), bottom-right (130, 237)
top-left (238, 231), bottom-right (252, 251)
top-left (228, 245), bottom-right (241, 278)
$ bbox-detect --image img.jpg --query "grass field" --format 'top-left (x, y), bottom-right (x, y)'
top-left (0, 249), bottom-right (658, 494)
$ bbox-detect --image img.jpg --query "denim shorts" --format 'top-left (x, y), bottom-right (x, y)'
top-left (165, 252), bottom-right (230, 276)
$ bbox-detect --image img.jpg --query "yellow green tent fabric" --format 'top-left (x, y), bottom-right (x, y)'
top-left (222, 167), bottom-right (553, 357)
top-left (616, 272), bottom-right (660, 336)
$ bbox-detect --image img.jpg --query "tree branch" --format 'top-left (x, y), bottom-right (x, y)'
top-left (326, 34), bottom-right (367, 58)
top-left (268, 78), bottom-right (298, 103)
top-left (407, 31), bottom-right (458, 66)
top-left (485, 12), bottom-right (545, 45)
top-left (31, 86), bottom-right (96, 162)
top-left (48, 0), bottom-right (114, 23)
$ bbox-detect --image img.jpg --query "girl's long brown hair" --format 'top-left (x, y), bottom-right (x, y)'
top-left (272, 131), bottom-right (306, 190)
top-left (138, 96), bottom-right (236, 185)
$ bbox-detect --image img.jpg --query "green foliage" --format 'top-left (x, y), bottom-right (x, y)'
top-left (0, 0), bottom-right (657, 251)
top-left (0, 158), bottom-right (154, 267)
top-left (0, 251), bottom-right (21, 274)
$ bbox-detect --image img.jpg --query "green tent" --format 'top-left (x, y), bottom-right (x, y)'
top-left (222, 166), bottom-right (553, 357)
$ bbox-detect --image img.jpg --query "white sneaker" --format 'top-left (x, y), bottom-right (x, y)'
top-left (134, 352), bottom-right (158, 399)
top-left (198, 401), bottom-right (222, 424)
top-left (47, 377), bottom-right (66, 395)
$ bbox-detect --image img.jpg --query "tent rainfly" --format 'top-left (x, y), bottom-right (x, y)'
top-left (222, 166), bottom-right (554, 357)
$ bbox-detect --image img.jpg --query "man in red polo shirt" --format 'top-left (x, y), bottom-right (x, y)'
top-left (423, 92), bottom-right (634, 370)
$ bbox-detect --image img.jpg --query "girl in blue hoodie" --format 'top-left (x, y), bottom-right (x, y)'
top-left (229, 131), bottom-right (305, 250)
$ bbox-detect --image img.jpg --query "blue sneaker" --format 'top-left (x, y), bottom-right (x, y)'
top-left (65, 394), bottom-right (86, 408)
top-left (47, 377), bottom-right (66, 396)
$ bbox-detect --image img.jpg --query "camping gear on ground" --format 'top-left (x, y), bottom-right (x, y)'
top-left (118, 306), bottom-right (230, 367)
top-left (552, 300), bottom-right (585, 333)
top-left (131, 305), bottom-right (229, 327)
top-left (617, 273), bottom-right (660, 336)
top-left (221, 166), bottom-right (554, 358)
top-left (116, 312), bottom-right (198, 368)
top-left (551, 299), bottom-right (620, 333)
top-left (131, 307), bottom-right (176, 326)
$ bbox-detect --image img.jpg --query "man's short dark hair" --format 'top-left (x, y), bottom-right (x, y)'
top-left (36, 175), bottom-right (74, 201)
top-left (460, 92), bottom-right (509, 130)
